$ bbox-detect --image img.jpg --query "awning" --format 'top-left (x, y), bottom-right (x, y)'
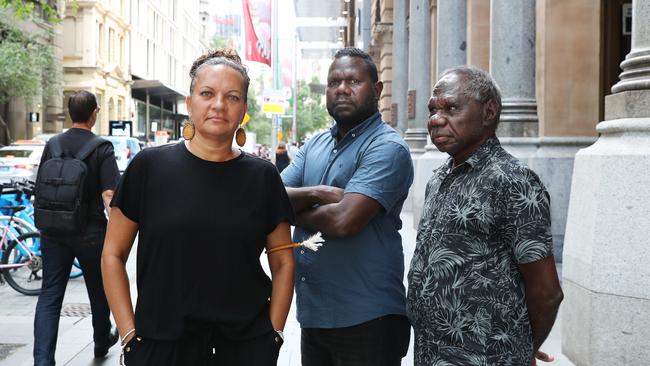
top-left (131, 79), bottom-right (186, 111)
top-left (294, 0), bottom-right (354, 56)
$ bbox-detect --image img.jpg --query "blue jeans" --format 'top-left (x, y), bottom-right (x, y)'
top-left (33, 224), bottom-right (111, 366)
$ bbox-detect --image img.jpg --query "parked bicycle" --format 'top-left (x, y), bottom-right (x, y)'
top-left (0, 205), bottom-right (42, 295)
top-left (0, 181), bottom-right (83, 295)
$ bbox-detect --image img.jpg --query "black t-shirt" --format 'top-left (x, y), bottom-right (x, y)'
top-left (111, 141), bottom-right (294, 341)
top-left (39, 128), bottom-right (120, 228)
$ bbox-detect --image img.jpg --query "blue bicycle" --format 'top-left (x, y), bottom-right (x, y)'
top-left (0, 205), bottom-right (42, 295)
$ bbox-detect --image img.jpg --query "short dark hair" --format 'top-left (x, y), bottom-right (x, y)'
top-left (68, 90), bottom-right (98, 123)
top-left (189, 48), bottom-right (250, 100)
top-left (440, 66), bottom-right (502, 124)
top-left (333, 47), bottom-right (379, 83)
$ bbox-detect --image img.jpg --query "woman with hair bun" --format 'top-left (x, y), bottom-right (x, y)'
top-left (274, 142), bottom-right (290, 173)
top-left (101, 48), bottom-right (295, 365)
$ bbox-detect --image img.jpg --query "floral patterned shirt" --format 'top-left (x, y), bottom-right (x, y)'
top-left (406, 137), bottom-right (553, 366)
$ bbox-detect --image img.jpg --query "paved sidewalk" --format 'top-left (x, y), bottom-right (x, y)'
top-left (0, 212), bottom-right (574, 365)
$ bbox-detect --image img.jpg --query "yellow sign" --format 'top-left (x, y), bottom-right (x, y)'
top-left (262, 89), bottom-right (287, 115)
top-left (263, 103), bottom-right (285, 114)
top-left (277, 131), bottom-right (283, 140)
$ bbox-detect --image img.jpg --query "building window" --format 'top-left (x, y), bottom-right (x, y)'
top-left (169, 55), bottom-right (173, 85)
top-left (109, 28), bottom-right (115, 64)
top-left (119, 36), bottom-right (124, 69)
top-left (147, 40), bottom-right (151, 76)
top-left (118, 98), bottom-right (123, 120)
top-left (98, 22), bottom-right (104, 59)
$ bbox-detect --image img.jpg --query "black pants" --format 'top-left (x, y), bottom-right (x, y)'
top-left (34, 225), bottom-right (111, 366)
top-left (123, 329), bottom-right (283, 366)
top-left (301, 314), bottom-right (411, 366)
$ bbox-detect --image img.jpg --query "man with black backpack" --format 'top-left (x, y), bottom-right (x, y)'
top-left (33, 90), bottom-right (120, 365)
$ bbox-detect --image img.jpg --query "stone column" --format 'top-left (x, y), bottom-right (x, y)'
top-left (466, 0), bottom-right (490, 71)
top-left (611, 1), bottom-right (650, 95)
top-left (392, 0), bottom-right (408, 135)
top-left (490, 0), bottom-right (538, 137)
top-left (404, 0), bottom-right (431, 154)
top-left (436, 0), bottom-right (466, 77)
top-left (410, 0), bottom-right (449, 224)
top-left (562, 1), bottom-right (650, 365)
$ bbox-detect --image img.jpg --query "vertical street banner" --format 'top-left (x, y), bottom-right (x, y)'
top-left (242, 0), bottom-right (271, 67)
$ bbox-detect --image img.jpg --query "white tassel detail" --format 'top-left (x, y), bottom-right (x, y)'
top-left (300, 232), bottom-right (324, 252)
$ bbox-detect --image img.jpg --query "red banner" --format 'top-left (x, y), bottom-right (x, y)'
top-left (242, 0), bottom-right (271, 67)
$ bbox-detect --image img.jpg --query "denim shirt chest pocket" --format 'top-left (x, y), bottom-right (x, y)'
top-left (322, 154), bottom-right (356, 188)
top-left (318, 138), bottom-right (365, 188)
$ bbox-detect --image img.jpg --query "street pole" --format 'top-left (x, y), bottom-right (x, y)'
top-left (270, 0), bottom-right (279, 153)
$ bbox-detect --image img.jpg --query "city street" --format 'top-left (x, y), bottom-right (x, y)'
top-left (0, 212), bottom-right (574, 366)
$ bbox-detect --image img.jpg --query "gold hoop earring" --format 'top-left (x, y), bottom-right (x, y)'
top-left (182, 121), bottom-right (195, 140)
top-left (235, 125), bottom-right (246, 147)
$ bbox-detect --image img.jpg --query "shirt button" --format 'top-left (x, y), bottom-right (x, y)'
top-left (300, 249), bottom-right (305, 254)
top-left (333, 149), bottom-right (337, 153)
top-left (352, 133), bottom-right (356, 138)
top-left (301, 277), bottom-right (306, 281)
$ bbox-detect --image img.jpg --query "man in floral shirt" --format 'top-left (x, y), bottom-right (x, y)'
top-left (407, 66), bottom-right (564, 366)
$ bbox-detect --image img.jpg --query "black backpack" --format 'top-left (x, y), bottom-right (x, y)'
top-left (34, 135), bottom-right (109, 234)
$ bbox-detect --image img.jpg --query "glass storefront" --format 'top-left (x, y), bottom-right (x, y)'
top-left (134, 100), bottom-right (183, 143)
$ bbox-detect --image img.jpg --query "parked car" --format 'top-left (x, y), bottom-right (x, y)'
top-left (103, 136), bottom-right (142, 172)
top-left (0, 140), bottom-right (46, 183)
top-left (33, 133), bottom-right (58, 143)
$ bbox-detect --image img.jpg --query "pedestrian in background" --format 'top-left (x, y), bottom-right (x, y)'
top-left (33, 90), bottom-right (120, 365)
top-left (407, 66), bottom-right (563, 365)
top-left (260, 144), bottom-right (271, 161)
top-left (274, 141), bottom-right (290, 173)
top-left (287, 141), bottom-right (300, 161)
top-left (102, 48), bottom-right (295, 366)
top-left (281, 47), bottom-right (413, 366)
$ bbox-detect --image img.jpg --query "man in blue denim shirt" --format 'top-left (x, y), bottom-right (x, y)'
top-left (281, 48), bottom-right (414, 366)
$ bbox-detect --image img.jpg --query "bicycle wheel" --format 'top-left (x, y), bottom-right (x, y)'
top-left (1, 232), bottom-right (42, 296)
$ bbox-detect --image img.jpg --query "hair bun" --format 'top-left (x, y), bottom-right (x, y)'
top-left (190, 48), bottom-right (243, 79)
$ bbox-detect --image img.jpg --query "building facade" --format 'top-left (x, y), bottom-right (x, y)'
top-left (365, 0), bottom-right (648, 364)
top-left (129, 0), bottom-right (204, 143)
top-left (366, 0), bottom-right (632, 261)
top-left (62, 0), bottom-right (131, 135)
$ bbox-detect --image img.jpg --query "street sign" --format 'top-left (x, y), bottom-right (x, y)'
top-left (262, 89), bottom-right (287, 115)
top-left (110, 120), bottom-right (133, 137)
top-left (28, 112), bottom-right (39, 123)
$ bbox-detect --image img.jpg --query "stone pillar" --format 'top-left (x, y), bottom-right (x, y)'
top-left (410, 1), bottom-right (447, 223)
top-left (490, 0), bottom-right (538, 137)
top-left (611, 1), bottom-right (650, 94)
top-left (7, 97), bottom-right (27, 140)
top-left (392, 0), bottom-right (408, 135)
top-left (435, 0), bottom-right (466, 77)
top-left (563, 1), bottom-right (650, 365)
top-left (466, 0), bottom-right (490, 71)
top-left (362, 0), bottom-right (371, 49)
top-left (404, 0), bottom-right (431, 154)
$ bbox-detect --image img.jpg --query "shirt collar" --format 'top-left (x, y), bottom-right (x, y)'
top-left (441, 136), bottom-right (501, 174)
top-left (465, 136), bottom-right (500, 169)
top-left (329, 112), bottom-right (381, 140)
